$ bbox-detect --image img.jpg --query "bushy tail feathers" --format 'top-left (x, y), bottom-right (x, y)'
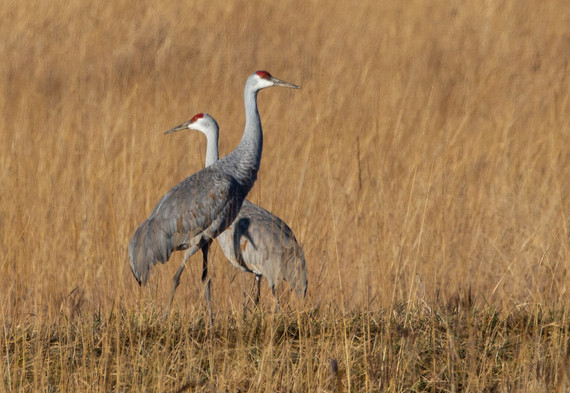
top-left (129, 217), bottom-right (174, 285)
top-left (284, 243), bottom-right (307, 298)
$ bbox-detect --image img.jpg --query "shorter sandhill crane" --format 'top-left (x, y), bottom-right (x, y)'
top-left (169, 113), bottom-right (307, 310)
top-left (129, 71), bottom-right (300, 319)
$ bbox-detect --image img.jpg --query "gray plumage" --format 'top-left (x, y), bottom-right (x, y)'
top-left (220, 201), bottom-right (307, 304)
top-left (128, 167), bottom-right (243, 284)
top-left (188, 113), bottom-right (307, 307)
top-left (128, 71), bottom-right (300, 318)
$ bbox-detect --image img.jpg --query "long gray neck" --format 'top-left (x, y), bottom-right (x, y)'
top-left (221, 85), bottom-right (263, 193)
top-left (204, 131), bottom-right (219, 167)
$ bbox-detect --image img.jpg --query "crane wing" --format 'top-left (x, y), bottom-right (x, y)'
top-left (129, 169), bottom-right (244, 285)
top-left (225, 201), bottom-right (302, 271)
top-left (240, 201), bottom-right (299, 249)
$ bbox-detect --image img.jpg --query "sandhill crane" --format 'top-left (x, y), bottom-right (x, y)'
top-left (129, 71), bottom-right (300, 319)
top-left (174, 113), bottom-right (307, 311)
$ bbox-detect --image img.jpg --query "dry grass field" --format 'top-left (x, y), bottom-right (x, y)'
top-left (1, 0), bottom-right (569, 391)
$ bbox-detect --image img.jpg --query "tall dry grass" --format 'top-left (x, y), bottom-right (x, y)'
top-left (1, 0), bottom-right (569, 391)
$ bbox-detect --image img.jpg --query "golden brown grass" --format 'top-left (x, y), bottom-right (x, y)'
top-left (1, 0), bottom-right (569, 391)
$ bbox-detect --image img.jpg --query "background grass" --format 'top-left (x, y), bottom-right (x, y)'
top-left (1, 0), bottom-right (569, 391)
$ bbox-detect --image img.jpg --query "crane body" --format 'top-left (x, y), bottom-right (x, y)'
top-left (128, 71), bottom-right (299, 318)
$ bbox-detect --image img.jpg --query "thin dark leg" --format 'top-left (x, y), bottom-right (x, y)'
top-left (272, 285), bottom-right (280, 314)
top-left (254, 274), bottom-right (262, 306)
top-left (201, 243), bottom-right (213, 325)
top-left (164, 247), bottom-right (195, 320)
top-left (201, 243), bottom-right (209, 283)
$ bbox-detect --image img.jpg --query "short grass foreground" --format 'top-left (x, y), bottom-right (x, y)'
top-left (3, 303), bottom-right (570, 392)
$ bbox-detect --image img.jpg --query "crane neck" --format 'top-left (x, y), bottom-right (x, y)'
top-left (228, 85), bottom-right (263, 185)
top-left (216, 81), bottom-right (264, 194)
top-left (204, 131), bottom-right (219, 168)
top-left (241, 87), bottom-right (262, 152)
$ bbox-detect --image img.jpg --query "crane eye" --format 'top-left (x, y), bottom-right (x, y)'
top-left (191, 113), bottom-right (204, 123)
top-left (255, 70), bottom-right (271, 80)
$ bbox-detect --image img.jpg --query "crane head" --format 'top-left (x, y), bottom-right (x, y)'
top-left (164, 112), bottom-right (219, 137)
top-left (250, 70), bottom-right (300, 90)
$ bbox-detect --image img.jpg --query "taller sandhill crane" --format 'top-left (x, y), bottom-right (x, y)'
top-left (129, 71), bottom-right (300, 318)
top-left (171, 113), bottom-right (307, 310)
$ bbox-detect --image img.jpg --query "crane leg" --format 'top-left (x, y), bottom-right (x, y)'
top-left (201, 243), bottom-right (209, 282)
top-left (201, 243), bottom-right (213, 325)
top-left (254, 274), bottom-right (262, 306)
top-left (272, 286), bottom-right (280, 314)
top-left (164, 245), bottom-right (198, 320)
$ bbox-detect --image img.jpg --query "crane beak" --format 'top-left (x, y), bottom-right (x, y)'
top-left (165, 121), bottom-right (191, 135)
top-left (270, 76), bottom-right (300, 89)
